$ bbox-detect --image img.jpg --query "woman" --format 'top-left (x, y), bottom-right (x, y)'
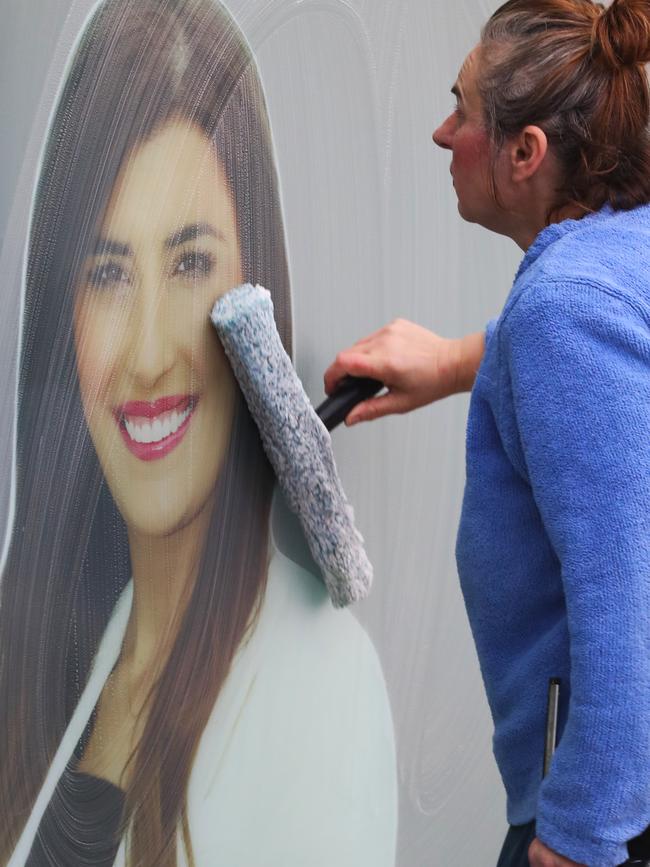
top-left (0, 0), bottom-right (396, 864)
top-left (326, 1), bottom-right (650, 865)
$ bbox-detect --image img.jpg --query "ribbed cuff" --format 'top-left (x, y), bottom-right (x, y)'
top-left (535, 814), bottom-right (628, 867)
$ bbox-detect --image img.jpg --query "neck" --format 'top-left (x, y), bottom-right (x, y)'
top-left (504, 172), bottom-right (588, 250)
top-left (506, 200), bottom-right (586, 250)
top-left (121, 498), bottom-right (214, 678)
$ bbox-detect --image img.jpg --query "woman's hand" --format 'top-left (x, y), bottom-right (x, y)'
top-left (323, 319), bottom-right (485, 425)
top-left (528, 837), bottom-right (587, 867)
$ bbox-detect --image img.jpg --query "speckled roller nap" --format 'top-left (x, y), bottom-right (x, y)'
top-left (210, 283), bottom-right (372, 608)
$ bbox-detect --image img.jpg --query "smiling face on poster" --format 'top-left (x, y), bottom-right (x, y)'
top-left (0, 1), bottom-right (396, 864)
top-left (74, 121), bottom-right (241, 537)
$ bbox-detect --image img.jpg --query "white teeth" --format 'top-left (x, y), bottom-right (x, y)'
top-left (123, 405), bottom-right (191, 445)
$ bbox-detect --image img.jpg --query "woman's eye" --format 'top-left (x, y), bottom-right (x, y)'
top-left (175, 251), bottom-right (214, 279)
top-left (87, 260), bottom-right (130, 289)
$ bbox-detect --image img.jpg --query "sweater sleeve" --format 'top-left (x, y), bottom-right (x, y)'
top-left (502, 280), bottom-right (650, 867)
top-left (485, 316), bottom-right (499, 348)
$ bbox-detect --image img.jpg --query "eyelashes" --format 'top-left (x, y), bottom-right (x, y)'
top-left (85, 250), bottom-right (217, 290)
top-left (174, 251), bottom-right (214, 278)
top-left (87, 260), bottom-right (131, 288)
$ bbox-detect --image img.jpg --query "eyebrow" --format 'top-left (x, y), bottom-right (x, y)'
top-left (91, 223), bottom-right (225, 258)
top-left (164, 222), bottom-right (225, 248)
top-left (92, 237), bottom-right (132, 257)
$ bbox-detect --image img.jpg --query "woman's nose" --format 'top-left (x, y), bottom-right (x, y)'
top-left (432, 114), bottom-right (454, 150)
top-left (128, 283), bottom-right (173, 390)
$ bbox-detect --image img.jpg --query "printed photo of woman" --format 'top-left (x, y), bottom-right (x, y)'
top-left (0, 1), bottom-right (396, 864)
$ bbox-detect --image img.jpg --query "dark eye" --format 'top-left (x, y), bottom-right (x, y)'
top-left (175, 251), bottom-right (214, 279)
top-left (87, 260), bottom-right (130, 289)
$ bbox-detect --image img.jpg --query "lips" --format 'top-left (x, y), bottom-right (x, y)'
top-left (113, 394), bottom-right (199, 461)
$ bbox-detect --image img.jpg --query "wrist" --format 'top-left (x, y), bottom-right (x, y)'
top-left (451, 331), bottom-right (485, 393)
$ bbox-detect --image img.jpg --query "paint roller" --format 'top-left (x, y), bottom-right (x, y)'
top-left (210, 283), bottom-right (382, 609)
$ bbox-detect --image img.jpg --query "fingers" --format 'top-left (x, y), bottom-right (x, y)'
top-left (323, 350), bottom-right (381, 395)
top-left (345, 391), bottom-right (411, 425)
top-left (323, 322), bottom-right (406, 393)
top-left (324, 319), bottom-right (430, 395)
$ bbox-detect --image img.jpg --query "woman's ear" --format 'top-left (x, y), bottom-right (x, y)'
top-left (509, 125), bottom-right (548, 183)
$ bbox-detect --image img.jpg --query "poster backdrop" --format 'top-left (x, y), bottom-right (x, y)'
top-left (1, 0), bottom-right (523, 864)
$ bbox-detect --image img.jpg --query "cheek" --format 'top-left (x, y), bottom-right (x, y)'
top-left (182, 305), bottom-right (235, 405)
top-left (203, 332), bottom-right (236, 411)
top-left (452, 128), bottom-right (491, 175)
top-left (190, 322), bottom-right (237, 490)
top-left (74, 302), bottom-right (123, 415)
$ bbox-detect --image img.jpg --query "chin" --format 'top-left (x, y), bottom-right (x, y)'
top-left (456, 200), bottom-right (496, 231)
top-left (456, 200), bottom-right (477, 224)
top-left (122, 509), bottom-right (185, 539)
top-left (117, 488), bottom-right (216, 539)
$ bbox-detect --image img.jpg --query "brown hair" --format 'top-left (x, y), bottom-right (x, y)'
top-left (479, 0), bottom-right (650, 215)
top-left (0, 0), bottom-right (290, 864)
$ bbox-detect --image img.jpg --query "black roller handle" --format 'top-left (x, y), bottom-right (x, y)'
top-left (315, 376), bottom-right (384, 432)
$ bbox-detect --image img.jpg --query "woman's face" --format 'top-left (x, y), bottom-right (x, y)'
top-left (74, 120), bottom-right (242, 537)
top-left (432, 46), bottom-right (508, 232)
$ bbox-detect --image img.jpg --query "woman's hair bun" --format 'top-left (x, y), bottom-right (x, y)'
top-left (592, 0), bottom-right (650, 68)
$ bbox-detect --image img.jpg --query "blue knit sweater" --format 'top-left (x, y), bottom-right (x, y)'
top-left (455, 203), bottom-right (650, 867)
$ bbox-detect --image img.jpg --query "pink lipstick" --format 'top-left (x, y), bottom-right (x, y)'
top-left (114, 394), bottom-right (198, 461)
